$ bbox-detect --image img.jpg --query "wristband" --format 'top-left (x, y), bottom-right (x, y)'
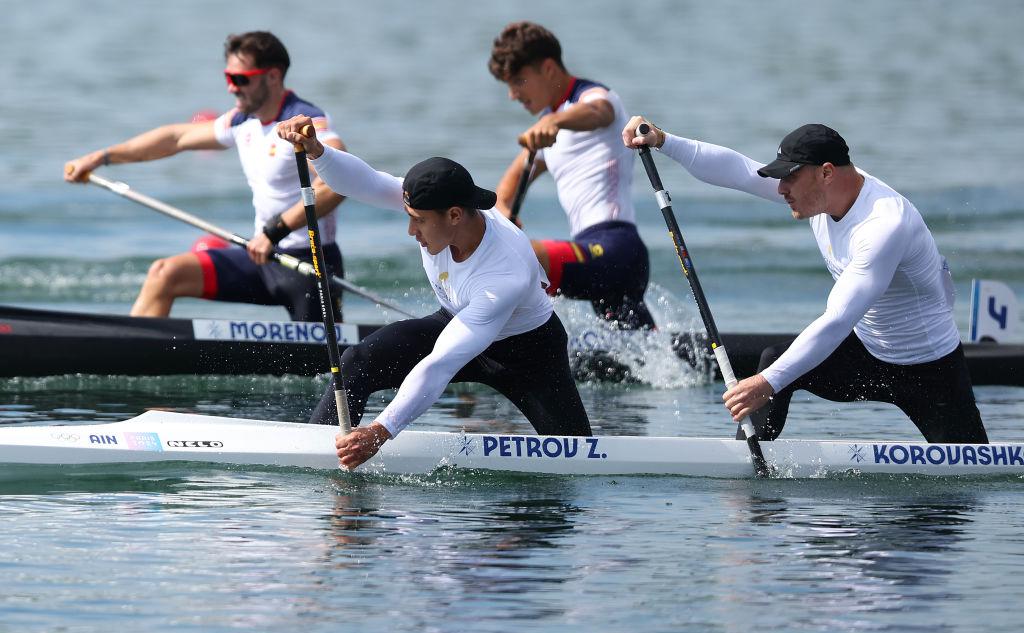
top-left (101, 149), bottom-right (111, 166)
top-left (262, 213), bottom-right (291, 244)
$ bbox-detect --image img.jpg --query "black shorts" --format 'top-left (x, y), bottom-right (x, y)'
top-left (541, 221), bottom-right (655, 330)
top-left (309, 310), bottom-right (592, 436)
top-left (198, 243), bottom-right (343, 322)
top-left (742, 332), bottom-right (989, 444)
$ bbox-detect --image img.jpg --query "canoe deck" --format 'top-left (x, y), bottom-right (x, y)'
top-left (1, 411), bottom-right (1022, 480)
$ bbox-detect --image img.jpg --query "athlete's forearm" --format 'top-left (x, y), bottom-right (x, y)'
top-left (760, 308), bottom-right (856, 392)
top-left (376, 319), bottom-right (497, 437)
top-left (659, 133), bottom-right (782, 203)
top-left (377, 288), bottom-right (522, 436)
top-left (309, 145), bottom-right (405, 211)
top-left (546, 98), bottom-right (615, 132)
top-left (762, 232), bottom-right (903, 390)
top-left (105, 122), bottom-right (222, 164)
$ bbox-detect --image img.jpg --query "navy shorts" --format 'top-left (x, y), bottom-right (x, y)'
top-left (197, 243), bottom-right (344, 322)
top-left (541, 221), bottom-right (655, 329)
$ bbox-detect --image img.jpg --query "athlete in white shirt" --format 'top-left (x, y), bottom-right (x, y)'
top-left (489, 22), bottom-right (654, 329)
top-left (624, 119), bottom-right (987, 444)
top-left (278, 115), bottom-right (592, 470)
top-left (64, 32), bottom-right (346, 321)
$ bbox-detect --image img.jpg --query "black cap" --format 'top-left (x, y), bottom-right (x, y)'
top-left (402, 157), bottom-right (497, 210)
top-left (757, 124), bottom-right (851, 179)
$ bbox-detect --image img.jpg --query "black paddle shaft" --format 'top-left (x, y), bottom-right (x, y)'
top-left (509, 150), bottom-right (536, 223)
top-left (635, 125), bottom-right (769, 477)
top-left (636, 147), bottom-right (725, 347)
top-left (294, 133), bottom-right (352, 431)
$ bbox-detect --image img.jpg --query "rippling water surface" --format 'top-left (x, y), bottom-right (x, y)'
top-left (1, 0), bottom-right (1023, 631)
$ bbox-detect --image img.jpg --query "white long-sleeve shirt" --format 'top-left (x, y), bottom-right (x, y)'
top-left (659, 134), bottom-right (960, 392)
top-left (310, 146), bottom-right (552, 436)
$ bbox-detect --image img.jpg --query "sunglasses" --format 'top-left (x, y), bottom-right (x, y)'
top-left (224, 68), bottom-right (270, 87)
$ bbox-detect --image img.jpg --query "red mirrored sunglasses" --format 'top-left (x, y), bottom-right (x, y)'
top-left (224, 68), bottom-right (270, 87)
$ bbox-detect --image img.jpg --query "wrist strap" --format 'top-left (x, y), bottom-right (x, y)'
top-left (262, 213), bottom-right (291, 244)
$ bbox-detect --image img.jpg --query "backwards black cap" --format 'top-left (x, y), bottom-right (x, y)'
top-left (757, 124), bottom-right (851, 179)
top-left (402, 157), bottom-right (497, 210)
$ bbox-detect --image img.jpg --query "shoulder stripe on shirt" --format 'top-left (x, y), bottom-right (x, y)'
top-left (568, 78), bottom-right (609, 104)
top-left (226, 92), bottom-right (330, 128)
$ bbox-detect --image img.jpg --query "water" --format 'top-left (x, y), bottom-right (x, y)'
top-left (2, 0), bottom-right (1024, 631)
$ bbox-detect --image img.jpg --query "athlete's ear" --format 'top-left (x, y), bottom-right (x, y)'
top-left (266, 66), bottom-right (284, 88)
top-left (447, 206), bottom-right (463, 225)
top-left (540, 57), bottom-right (558, 79)
top-left (821, 163), bottom-right (835, 183)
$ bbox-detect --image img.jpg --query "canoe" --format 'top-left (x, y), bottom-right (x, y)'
top-left (0, 410), bottom-right (1021, 479)
top-left (1, 304), bottom-right (1022, 385)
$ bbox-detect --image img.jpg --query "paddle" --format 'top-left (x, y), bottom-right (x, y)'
top-left (633, 123), bottom-right (771, 477)
top-left (508, 149), bottom-right (536, 224)
top-left (292, 124), bottom-right (352, 432)
top-left (85, 173), bottom-right (416, 319)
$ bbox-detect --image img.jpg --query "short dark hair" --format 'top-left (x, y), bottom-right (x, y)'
top-left (488, 21), bottom-right (565, 81)
top-left (224, 31), bottom-right (290, 77)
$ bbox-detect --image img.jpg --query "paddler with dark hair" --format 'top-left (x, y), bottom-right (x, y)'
top-left (277, 115), bottom-right (592, 470)
top-left (623, 118), bottom-right (989, 444)
top-left (64, 31), bottom-right (348, 322)
top-left (488, 21), bottom-right (655, 330)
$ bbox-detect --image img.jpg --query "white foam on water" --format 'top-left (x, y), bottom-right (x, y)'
top-left (556, 282), bottom-right (712, 389)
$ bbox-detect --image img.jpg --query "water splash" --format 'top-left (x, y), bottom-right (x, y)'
top-left (556, 282), bottom-right (713, 389)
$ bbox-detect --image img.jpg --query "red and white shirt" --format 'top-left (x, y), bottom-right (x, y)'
top-left (214, 91), bottom-right (340, 249)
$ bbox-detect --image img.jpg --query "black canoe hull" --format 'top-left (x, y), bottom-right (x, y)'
top-left (1, 305), bottom-right (1021, 386)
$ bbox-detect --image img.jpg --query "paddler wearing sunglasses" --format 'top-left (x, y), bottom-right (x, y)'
top-left (64, 31), bottom-right (349, 323)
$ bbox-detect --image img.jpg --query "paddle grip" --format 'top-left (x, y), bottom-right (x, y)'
top-left (292, 124), bottom-right (316, 153)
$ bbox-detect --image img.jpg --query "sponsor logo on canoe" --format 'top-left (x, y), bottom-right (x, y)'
top-left (0, 323), bottom-right (11, 334)
top-left (192, 319), bottom-right (359, 345)
top-left (166, 440), bottom-right (224, 448)
top-left (124, 432), bottom-right (163, 452)
top-left (480, 435), bottom-right (607, 459)
top-left (868, 444), bottom-right (1024, 467)
top-left (51, 432), bottom-right (81, 443)
top-left (848, 444), bottom-right (867, 463)
top-left (90, 432), bottom-right (163, 451)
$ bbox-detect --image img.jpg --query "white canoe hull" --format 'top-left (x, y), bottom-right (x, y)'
top-left (1, 411), bottom-right (1022, 478)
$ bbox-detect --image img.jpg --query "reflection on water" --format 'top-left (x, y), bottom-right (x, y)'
top-left (709, 483), bottom-right (980, 631)
top-left (0, 462), bottom-right (1020, 632)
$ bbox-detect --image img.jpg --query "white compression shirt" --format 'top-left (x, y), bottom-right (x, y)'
top-left (536, 79), bottom-right (636, 237)
top-left (310, 146), bottom-right (553, 436)
top-left (213, 92), bottom-right (340, 250)
top-left (659, 133), bottom-right (961, 392)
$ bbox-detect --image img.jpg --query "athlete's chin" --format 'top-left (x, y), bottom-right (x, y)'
top-left (236, 97), bottom-right (263, 115)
